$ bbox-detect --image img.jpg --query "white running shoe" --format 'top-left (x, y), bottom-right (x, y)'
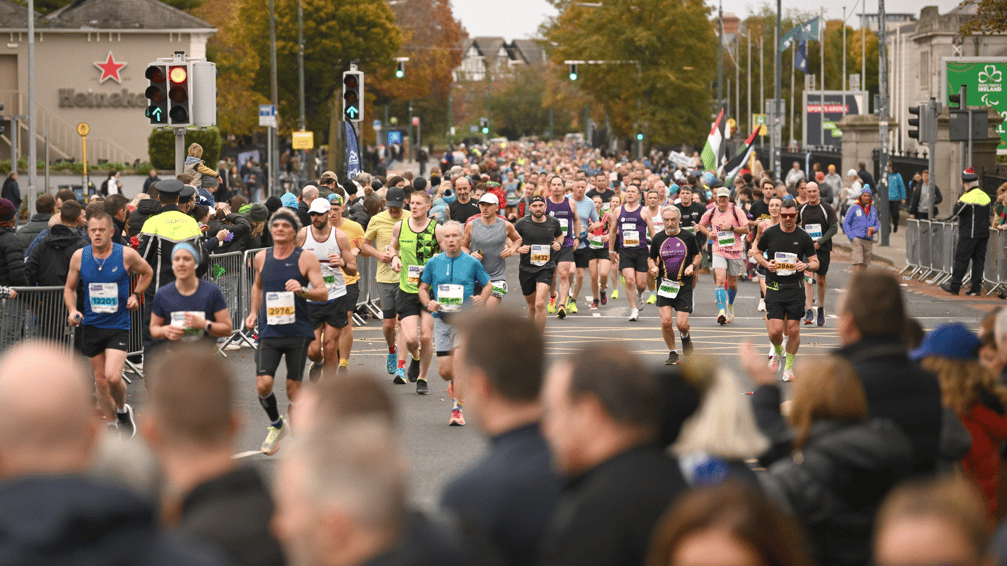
top-left (637, 291), bottom-right (646, 312)
top-left (726, 304), bottom-right (735, 323)
top-left (767, 344), bottom-right (775, 359)
top-left (757, 298), bottom-right (766, 312)
top-left (628, 308), bottom-right (639, 321)
top-left (782, 367), bottom-right (796, 382)
top-left (261, 416), bottom-right (288, 455)
top-left (768, 353), bottom-right (780, 373)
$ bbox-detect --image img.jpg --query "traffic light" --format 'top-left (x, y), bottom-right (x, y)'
top-left (908, 105), bottom-right (921, 140)
top-left (144, 63), bottom-right (169, 125)
top-left (342, 71), bottom-right (364, 122)
top-left (167, 63), bottom-right (191, 126)
top-left (479, 117), bottom-right (489, 134)
top-left (395, 60), bottom-right (404, 79)
top-left (636, 133), bottom-right (644, 141)
top-left (949, 85), bottom-right (967, 111)
top-left (569, 63), bottom-right (578, 81)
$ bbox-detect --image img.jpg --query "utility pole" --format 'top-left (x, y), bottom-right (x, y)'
top-left (773, 0), bottom-right (782, 176)
top-left (717, 0), bottom-right (724, 108)
top-left (297, 0), bottom-right (306, 185)
top-left (877, 0), bottom-right (890, 246)
top-left (27, 0), bottom-right (36, 202)
top-left (269, 0), bottom-right (280, 195)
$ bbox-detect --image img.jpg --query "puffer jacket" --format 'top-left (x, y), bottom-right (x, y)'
top-left (0, 226), bottom-right (26, 286)
top-left (16, 213), bottom-right (51, 249)
top-left (842, 188), bottom-right (880, 240)
top-left (128, 199), bottom-right (161, 239)
top-left (760, 419), bottom-right (912, 566)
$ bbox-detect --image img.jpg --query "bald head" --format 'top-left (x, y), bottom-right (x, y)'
top-left (301, 185), bottom-right (319, 203)
top-left (0, 342), bottom-right (96, 477)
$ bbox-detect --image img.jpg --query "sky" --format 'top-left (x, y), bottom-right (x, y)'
top-left (451, 0), bottom-right (967, 39)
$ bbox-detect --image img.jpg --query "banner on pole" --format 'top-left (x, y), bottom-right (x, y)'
top-left (345, 122), bottom-right (360, 180)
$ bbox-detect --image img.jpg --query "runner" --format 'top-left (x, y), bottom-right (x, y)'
top-left (462, 193), bottom-right (521, 308)
top-left (149, 242), bottom-right (232, 350)
top-left (390, 190), bottom-right (444, 393)
top-left (648, 206), bottom-right (700, 365)
top-left (360, 187), bottom-right (407, 379)
top-left (327, 193), bottom-right (366, 371)
top-left (796, 182), bottom-right (838, 327)
top-left (514, 195), bottom-right (563, 331)
top-left (754, 198), bottom-right (819, 382)
top-left (587, 195), bottom-right (612, 308)
top-left (296, 197), bottom-right (357, 381)
top-left (749, 195), bottom-right (783, 313)
top-left (418, 220), bottom-right (492, 426)
top-left (65, 212), bottom-right (154, 437)
top-left (643, 188), bottom-right (665, 305)
top-left (607, 184), bottom-right (655, 321)
top-left (244, 207), bottom-right (328, 454)
top-left (569, 177), bottom-right (602, 312)
top-left (696, 187), bottom-right (750, 324)
top-left (545, 175), bottom-right (580, 319)
top-left (606, 194), bottom-right (623, 301)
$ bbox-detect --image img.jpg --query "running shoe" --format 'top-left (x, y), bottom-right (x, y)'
top-left (782, 367), bottom-right (796, 382)
top-left (665, 351), bottom-right (679, 365)
top-left (757, 298), bottom-right (766, 312)
top-left (611, 288), bottom-right (619, 300)
top-left (117, 404), bottom-right (136, 439)
top-left (717, 309), bottom-right (727, 325)
top-left (817, 307), bottom-right (825, 327)
top-left (261, 416), bottom-right (288, 455)
top-left (768, 353), bottom-right (780, 373)
top-left (337, 363), bottom-right (349, 374)
top-left (407, 357), bottom-right (420, 383)
top-left (567, 300), bottom-right (578, 314)
top-left (393, 366), bottom-right (407, 385)
top-left (682, 335), bottom-right (694, 355)
top-left (386, 348), bottom-right (397, 374)
top-left (804, 308), bottom-right (814, 325)
top-left (308, 361), bottom-right (324, 382)
top-left (726, 304), bottom-right (735, 323)
top-left (416, 378), bottom-right (430, 395)
top-left (646, 293), bottom-right (657, 305)
top-left (767, 344), bottom-right (775, 360)
top-left (600, 290), bottom-right (608, 305)
top-left (557, 304), bottom-right (567, 319)
top-left (591, 298), bottom-right (599, 309)
top-left (547, 293), bottom-right (557, 313)
top-left (449, 407), bottom-right (465, 426)
top-left (628, 308), bottom-right (639, 321)
top-left (637, 292), bottom-right (646, 312)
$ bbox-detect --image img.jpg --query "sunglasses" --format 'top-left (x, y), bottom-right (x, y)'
top-left (780, 213), bottom-right (796, 219)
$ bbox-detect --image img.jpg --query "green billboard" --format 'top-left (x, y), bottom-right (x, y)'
top-left (944, 58), bottom-right (1007, 152)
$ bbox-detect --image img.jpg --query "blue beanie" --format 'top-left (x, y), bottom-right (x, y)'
top-left (281, 193), bottom-right (298, 208)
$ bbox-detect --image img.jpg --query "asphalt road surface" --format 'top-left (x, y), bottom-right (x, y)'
top-left (121, 251), bottom-right (997, 509)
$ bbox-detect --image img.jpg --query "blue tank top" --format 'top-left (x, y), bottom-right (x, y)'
top-left (617, 205), bottom-right (648, 250)
top-left (546, 196), bottom-right (574, 248)
top-left (258, 247), bottom-right (314, 339)
top-left (81, 244), bottom-right (131, 330)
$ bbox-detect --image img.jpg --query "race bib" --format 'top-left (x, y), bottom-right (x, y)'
top-left (170, 311), bottom-right (205, 342)
top-left (407, 264), bottom-right (423, 286)
top-left (602, 203), bottom-right (611, 212)
top-left (89, 283), bottom-right (118, 314)
top-left (491, 280), bottom-right (508, 298)
top-left (588, 233), bottom-right (604, 249)
top-left (557, 217), bottom-right (568, 235)
top-left (657, 278), bottom-right (681, 299)
top-left (266, 291), bottom-right (296, 325)
top-left (805, 223), bottom-right (822, 240)
top-left (774, 252), bottom-right (798, 277)
top-left (717, 230), bottom-right (735, 248)
top-left (623, 230), bottom-right (640, 247)
top-left (320, 264), bottom-right (337, 286)
top-left (530, 244), bottom-right (550, 267)
top-left (437, 284), bottom-right (464, 312)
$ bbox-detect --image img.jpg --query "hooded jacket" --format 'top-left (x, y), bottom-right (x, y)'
top-left (953, 186), bottom-right (992, 239)
top-left (25, 224), bottom-right (86, 286)
top-left (959, 400), bottom-right (1007, 519)
top-left (842, 188), bottom-right (880, 240)
top-left (0, 225), bottom-right (26, 286)
top-left (16, 213), bottom-right (51, 249)
top-left (129, 199), bottom-right (162, 239)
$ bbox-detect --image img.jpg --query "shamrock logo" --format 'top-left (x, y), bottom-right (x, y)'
top-left (979, 65), bottom-right (1003, 84)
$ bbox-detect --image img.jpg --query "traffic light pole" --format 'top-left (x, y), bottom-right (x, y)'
top-left (175, 127), bottom-right (185, 175)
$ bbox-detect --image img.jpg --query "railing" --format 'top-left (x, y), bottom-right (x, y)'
top-left (0, 286), bottom-right (75, 354)
top-left (904, 219), bottom-right (999, 292)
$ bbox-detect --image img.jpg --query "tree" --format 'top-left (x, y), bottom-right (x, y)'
top-left (489, 66), bottom-right (574, 140)
top-left (960, 0), bottom-right (1007, 35)
top-left (148, 128), bottom-right (222, 171)
top-left (545, 0), bottom-right (717, 148)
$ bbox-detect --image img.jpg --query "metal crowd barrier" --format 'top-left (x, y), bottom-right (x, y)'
top-left (903, 219), bottom-right (920, 276)
top-left (903, 219), bottom-right (1007, 294)
top-left (985, 231), bottom-right (1001, 295)
top-left (0, 286), bottom-right (75, 354)
top-left (201, 251), bottom-right (254, 354)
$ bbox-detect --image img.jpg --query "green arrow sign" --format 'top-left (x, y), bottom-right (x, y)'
top-left (345, 107), bottom-right (359, 119)
top-left (152, 108), bottom-right (162, 120)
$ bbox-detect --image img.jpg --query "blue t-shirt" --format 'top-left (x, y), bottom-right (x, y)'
top-left (152, 279), bottom-right (228, 344)
top-left (572, 196), bottom-right (599, 248)
top-left (419, 252), bottom-right (490, 317)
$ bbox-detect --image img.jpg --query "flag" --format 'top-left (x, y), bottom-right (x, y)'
top-left (780, 16), bottom-right (821, 50)
top-left (345, 122), bottom-right (360, 180)
top-left (701, 107), bottom-right (726, 171)
top-left (720, 129), bottom-right (758, 183)
top-left (795, 41), bottom-right (808, 73)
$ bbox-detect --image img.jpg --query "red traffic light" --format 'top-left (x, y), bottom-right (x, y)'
top-left (169, 66), bottom-right (187, 84)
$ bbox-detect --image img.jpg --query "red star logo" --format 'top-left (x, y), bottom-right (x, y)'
top-left (94, 52), bottom-right (126, 84)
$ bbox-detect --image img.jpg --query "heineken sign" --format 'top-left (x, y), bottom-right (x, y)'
top-left (59, 89), bottom-right (147, 109)
top-left (944, 57), bottom-right (1007, 153)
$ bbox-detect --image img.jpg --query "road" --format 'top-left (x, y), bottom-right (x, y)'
top-left (121, 251), bottom-right (998, 509)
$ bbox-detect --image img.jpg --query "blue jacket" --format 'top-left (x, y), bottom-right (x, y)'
top-left (888, 172), bottom-right (906, 201)
top-left (843, 189), bottom-right (881, 240)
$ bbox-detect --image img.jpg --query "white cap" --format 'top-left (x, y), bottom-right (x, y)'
top-left (478, 193), bottom-right (499, 205)
top-left (308, 198), bottom-right (331, 214)
top-left (716, 187), bottom-right (731, 198)
top-left (847, 169), bottom-right (858, 177)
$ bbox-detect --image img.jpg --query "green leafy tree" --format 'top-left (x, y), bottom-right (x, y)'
top-left (147, 128), bottom-right (222, 172)
top-left (960, 0), bottom-right (1007, 35)
top-left (490, 66), bottom-right (574, 140)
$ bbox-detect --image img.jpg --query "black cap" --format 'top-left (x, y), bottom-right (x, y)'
top-left (386, 187), bottom-right (405, 208)
top-left (179, 186), bottom-right (196, 201)
top-left (529, 195), bottom-right (546, 205)
top-left (154, 179), bottom-right (184, 195)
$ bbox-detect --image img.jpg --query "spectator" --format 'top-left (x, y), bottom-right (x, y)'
top-left (645, 482), bottom-right (814, 566)
top-left (25, 200), bottom-right (85, 286)
top-left (842, 187), bottom-right (880, 271)
top-left (841, 168), bottom-right (863, 219)
top-left (297, 185), bottom-right (318, 228)
top-left (144, 169), bottom-right (161, 195)
top-left (942, 168), bottom-right (991, 296)
top-left (208, 203), bottom-right (252, 254)
top-left (822, 164), bottom-right (842, 206)
top-left (440, 310), bottom-right (562, 566)
top-left (0, 198), bottom-right (25, 286)
top-left (784, 162), bottom-right (805, 189)
top-left (16, 193), bottom-right (55, 249)
top-left (1, 171), bottom-right (20, 213)
top-left (886, 161), bottom-right (906, 233)
top-left (907, 169), bottom-right (942, 220)
top-left (104, 194), bottom-right (131, 246)
top-left (245, 203), bottom-right (271, 249)
top-left (833, 269), bottom-right (943, 476)
top-left (130, 185), bottom-right (163, 238)
top-left (100, 171), bottom-right (122, 197)
top-left (857, 161), bottom-right (876, 197)
top-left (143, 345), bottom-right (283, 566)
top-left (183, 143), bottom-right (217, 187)
top-left (743, 350), bottom-right (911, 566)
top-left (0, 341), bottom-right (228, 565)
top-left (539, 345), bottom-right (689, 566)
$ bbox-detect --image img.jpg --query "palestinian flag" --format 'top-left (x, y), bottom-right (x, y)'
top-left (720, 129), bottom-right (758, 183)
top-left (701, 107), bottom-right (726, 171)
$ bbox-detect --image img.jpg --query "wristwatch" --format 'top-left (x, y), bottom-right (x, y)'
top-left (205, 321), bottom-right (212, 332)
top-left (133, 291), bottom-right (142, 300)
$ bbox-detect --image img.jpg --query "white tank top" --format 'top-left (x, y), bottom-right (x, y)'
top-left (303, 227), bottom-right (346, 302)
